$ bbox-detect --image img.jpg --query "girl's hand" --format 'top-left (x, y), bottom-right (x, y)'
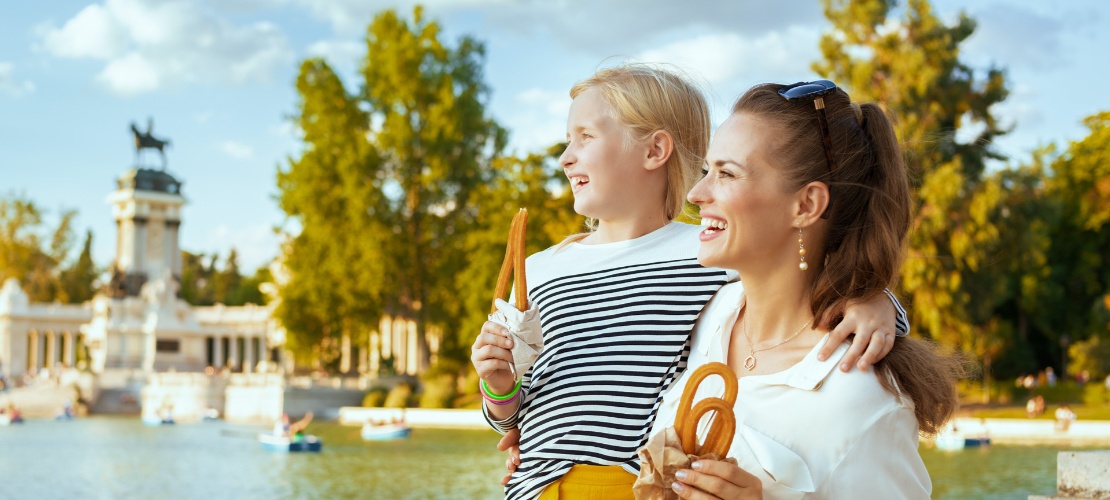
top-left (498, 428), bottom-right (521, 486)
top-left (672, 460), bottom-right (762, 499)
top-left (818, 296), bottom-right (896, 372)
top-left (470, 320), bottom-right (517, 395)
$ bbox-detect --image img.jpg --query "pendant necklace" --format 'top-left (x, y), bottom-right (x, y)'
top-left (741, 316), bottom-right (812, 371)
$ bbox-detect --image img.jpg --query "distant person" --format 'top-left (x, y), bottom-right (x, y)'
top-left (274, 413), bottom-right (291, 437)
top-left (1055, 405), bottom-right (1076, 432)
top-left (1104, 374), bottom-right (1110, 391)
top-left (1046, 367), bottom-right (1056, 387)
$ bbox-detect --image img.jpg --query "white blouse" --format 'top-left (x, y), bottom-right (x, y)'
top-left (648, 282), bottom-right (931, 499)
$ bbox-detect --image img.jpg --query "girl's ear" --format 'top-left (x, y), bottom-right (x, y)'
top-left (644, 130), bottom-right (674, 171)
top-left (793, 181), bottom-right (830, 226)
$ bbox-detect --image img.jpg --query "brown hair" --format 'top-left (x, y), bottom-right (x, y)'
top-left (733, 83), bottom-right (962, 435)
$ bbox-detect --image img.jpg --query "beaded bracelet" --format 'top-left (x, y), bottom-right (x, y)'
top-left (481, 379), bottom-right (521, 401)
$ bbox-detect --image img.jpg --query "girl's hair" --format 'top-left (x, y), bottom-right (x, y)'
top-left (733, 83), bottom-right (962, 435)
top-left (568, 64), bottom-right (711, 226)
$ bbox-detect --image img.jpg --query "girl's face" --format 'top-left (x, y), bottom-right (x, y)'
top-left (559, 88), bottom-right (657, 221)
top-left (688, 112), bottom-right (797, 271)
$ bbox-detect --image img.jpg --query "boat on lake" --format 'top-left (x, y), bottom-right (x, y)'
top-left (258, 433), bottom-right (323, 452)
top-left (361, 422), bottom-right (411, 441)
top-left (935, 422), bottom-right (991, 450)
top-left (0, 413), bottom-right (24, 425)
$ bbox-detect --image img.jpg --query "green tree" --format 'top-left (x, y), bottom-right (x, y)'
top-left (0, 192), bottom-right (76, 302)
top-left (277, 6), bottom-right (508, 373)
top-left (1040, 112), bottom-right (1110, 371)
top-left (59, 230), bottom-right (98, 303)
top-left (360, 6), bottom-right (507, 369)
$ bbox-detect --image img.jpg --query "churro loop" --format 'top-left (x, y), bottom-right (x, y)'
top-left (674, 362), bottom-right (739, 457)
top-left (678, 398), bottom-right (736, 457)
top-left (491, 208), bottom-right (529, 313)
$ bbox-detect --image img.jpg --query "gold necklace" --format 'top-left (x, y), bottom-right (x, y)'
top-left (741, 316), bottom-right (812, 371)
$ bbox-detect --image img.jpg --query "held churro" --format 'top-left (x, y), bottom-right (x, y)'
top-left (491, 208), bottom-right (529, 314)
top-left (674, 362), bottom-right (739, 456)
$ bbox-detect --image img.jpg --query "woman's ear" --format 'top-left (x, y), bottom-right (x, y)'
top-left (644, 130), bottom-right (674, 171)
top-left (794, 181), bottom-right (830, 225)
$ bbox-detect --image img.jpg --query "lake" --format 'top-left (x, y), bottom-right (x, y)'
top-left (0, 418), bottom-right (1094, 499)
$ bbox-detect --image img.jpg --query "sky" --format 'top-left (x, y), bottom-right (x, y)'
top-left (2, 0), bottom-right (1108, 274)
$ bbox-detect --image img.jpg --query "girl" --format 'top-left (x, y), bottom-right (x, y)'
top-left (654, 81), bottom-right (962, 499)
top-left (470, 67), bottom-right (907, 500)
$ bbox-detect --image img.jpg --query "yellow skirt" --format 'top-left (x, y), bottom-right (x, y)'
top-left (537, 465), bottom-right (636, 500)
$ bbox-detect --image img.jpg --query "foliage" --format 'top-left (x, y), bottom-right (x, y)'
top-left (0, 192), bottom-right (80, 302)
top-left (362, 387), bottom-right (389, 407)
top-left (178, 249), bottom-right (268, 307)
top-left (1067, 335), bottom-right (1110, 380)
top-left (384, 382), bottom-right (414, 408)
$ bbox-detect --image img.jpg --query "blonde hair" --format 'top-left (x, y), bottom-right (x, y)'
top-left (564, 64), bottom-right (710, 239)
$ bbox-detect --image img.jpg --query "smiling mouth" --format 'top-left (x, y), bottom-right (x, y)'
top-left (700, 217), bottom-right (728, 234)
top-left (570, 176), bottom-right (589, 191)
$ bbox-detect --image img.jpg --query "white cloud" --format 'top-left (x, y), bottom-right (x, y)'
top-left (39, 0), bottom-right (294, 95)
top-left (95, 52), bottom-right (160, 95)
top-left (221, 140), bottom-right (255, 160)
top-left (41, 3), bottom-right (129, 59)
top-left (297, 0), bottom-right (513, 35)
top-left (305, 39), bottom-right (364, 66)
top-left (0, 63), bottom-right (36, 97)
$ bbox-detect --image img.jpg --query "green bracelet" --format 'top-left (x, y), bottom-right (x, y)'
top-left (481, 379), bottom-right (522, 401)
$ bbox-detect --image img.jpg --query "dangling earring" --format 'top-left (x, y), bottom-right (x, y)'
top-left (798, 227), bottom-right (808, 271)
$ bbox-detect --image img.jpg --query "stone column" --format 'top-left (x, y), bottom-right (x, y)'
top-left (229, 336), bottom-right (239, 371)
top-left (45, 331), bottom-right (57, 369)
top-left (134, 217), bottom-right (147, 277)
top-left (28, 330), bottom-right (39, 373)
top-left (213, 335), bottom-right (223, 368)
top-left (64, 331), bottom-right (75, 367)
top-left (340, 332), bottom-right (351, 374)
top-left (244, 335), bottom-right (255, 374)
top-left (369, 333), bottom-right (380, 375)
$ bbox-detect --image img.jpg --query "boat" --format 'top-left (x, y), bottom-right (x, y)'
top-left (258, 433), bottom-right (323, 452)
top-left (935, 428), bottom-right (990, 451)
top-left (361, 422), bottom-right (412, 441)
top-left (0, 413), bottom-right (24, 426)
top-left (142, 416), bottom-right (176, 427)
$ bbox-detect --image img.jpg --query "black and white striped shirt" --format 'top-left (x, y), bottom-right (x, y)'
top-left (487, 222), bottom-right (729, 500)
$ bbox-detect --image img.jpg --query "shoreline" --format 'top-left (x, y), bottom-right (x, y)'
top-left (336, 408), bottom-right (1110, 446)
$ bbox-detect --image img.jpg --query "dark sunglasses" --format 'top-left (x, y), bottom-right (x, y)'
top-left (778, 80), bottom-right (838, 218)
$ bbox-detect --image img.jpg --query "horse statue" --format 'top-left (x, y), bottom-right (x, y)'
top-left (131, 118), bottom-right (171, 169)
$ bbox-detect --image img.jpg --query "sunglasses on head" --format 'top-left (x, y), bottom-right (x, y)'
top-left (778, 79), bottom-right (838, 218)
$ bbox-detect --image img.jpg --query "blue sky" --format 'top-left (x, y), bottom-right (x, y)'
top-left (2, 0), bottom-right (1108, 273)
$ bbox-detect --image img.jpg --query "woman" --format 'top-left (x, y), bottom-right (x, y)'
top-left (649, 81), bottom-right (962, 499)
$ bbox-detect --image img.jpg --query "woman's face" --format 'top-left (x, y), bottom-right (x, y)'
top-left (687, 112), bottom-right (798, 271)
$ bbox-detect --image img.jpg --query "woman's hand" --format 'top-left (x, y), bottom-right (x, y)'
top-left (672, 460), bottom-right (762, 499)
top-left (818, 296), bottom-right (896, 372)
top-left (470, 320), bottom-right (516, 395)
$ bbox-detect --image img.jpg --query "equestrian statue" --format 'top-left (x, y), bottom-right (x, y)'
top-left (131, 118), bottom-right (171, 169)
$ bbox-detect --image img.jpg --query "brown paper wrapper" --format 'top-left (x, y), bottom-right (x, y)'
top-left (633, 427), bottom-right (738, 500)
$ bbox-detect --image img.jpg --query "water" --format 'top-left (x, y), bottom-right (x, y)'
top-left (0, 418), bottom-right (1097, 499)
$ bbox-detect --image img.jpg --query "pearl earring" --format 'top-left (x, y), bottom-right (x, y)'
top-left (798, 227), bottom-right (808, 271)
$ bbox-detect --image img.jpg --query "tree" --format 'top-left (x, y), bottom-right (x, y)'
top-left (277, 6), bottom-right (508, 372)
top-left (0, 192), bottom-right (76, 302)
top-left (815, 0), bottom-right (1010, 369)
top-left (59, 230), bottom-right (98, 303)
top-left (360, 6), bottom-right (507, 369)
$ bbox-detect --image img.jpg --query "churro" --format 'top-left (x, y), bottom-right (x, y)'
top-left (674, 362), bottom-right (738, 456)
top-left (491, 208), bottom-right (529, 314)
